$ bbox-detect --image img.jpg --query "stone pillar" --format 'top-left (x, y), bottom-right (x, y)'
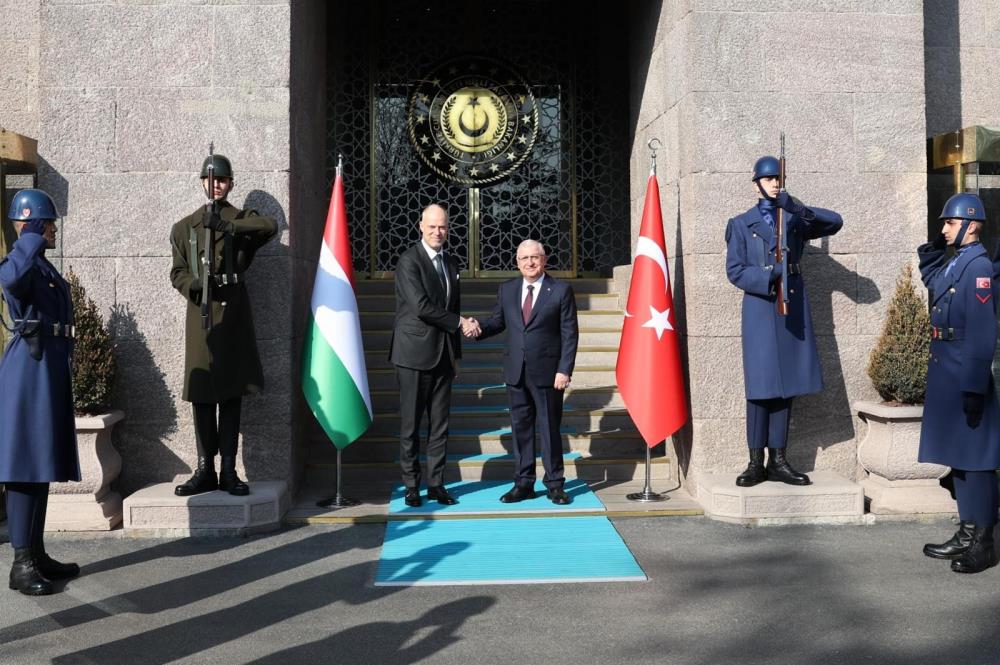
top-left (39, 1), bottom-right (295, 497)
top-left (627, 2), bottom-right (928, 496)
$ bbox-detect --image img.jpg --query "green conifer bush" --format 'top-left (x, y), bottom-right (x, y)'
top-left (67, 269), bottom-right (116, 415)
top-left (867, 263), bottom-right (929, 405)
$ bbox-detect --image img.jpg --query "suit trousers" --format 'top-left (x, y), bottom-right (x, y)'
top-left (507, 366), bottom-right (565, 489)
top-left (193, 398), bottom-right (242, 458)
top-left (746, 397), bottom-right (793, 449)
top-left (396, 354), bottom-right (453, 489)
top-left (5, 482), bottom-right (48, 549)
top-left (952, 469), bottom-right (999, 527)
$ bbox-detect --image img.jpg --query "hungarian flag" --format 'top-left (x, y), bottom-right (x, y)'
top-left (301, 164), bottom-right (372, 448)
top-left (616, 173), bottom-right (688, 446)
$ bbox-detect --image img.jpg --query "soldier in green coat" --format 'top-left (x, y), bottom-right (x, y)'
top-left (169, 153), bottom-right (278, 496)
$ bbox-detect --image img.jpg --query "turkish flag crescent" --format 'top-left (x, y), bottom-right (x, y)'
top-left (616, 174), bottom-right (688, 447)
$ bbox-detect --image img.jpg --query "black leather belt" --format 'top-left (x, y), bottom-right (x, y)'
top-left (930, 326), bottom-right (963, 340)
top-left (14, 320), bottom-right (75, 338)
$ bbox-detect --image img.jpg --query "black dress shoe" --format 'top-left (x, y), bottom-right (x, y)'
top-left (427, 486), bottom-right (458, 505)
top-left (547, 487), bottom-right (571, 505)
top-left (9, 548), bottom-right (53, 596)
top-left (404, 487), bottom-right (422, 507)
top-left (924, 521), bottom-right (975, 559)
top-left (499, 485), bottom-right (536, 503)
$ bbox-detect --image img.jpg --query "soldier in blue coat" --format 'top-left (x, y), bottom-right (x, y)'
top-left (0, 189), bottom-right (80, 596)
top-left (918, 193), bottom-right (1000, 574)
top-left (725, 156), bottom-right (843, 487)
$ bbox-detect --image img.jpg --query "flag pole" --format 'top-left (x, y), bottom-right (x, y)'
top-left (316, 153), bottom-right (361, 510)
top-left (626, 137), bottom-right (669, 503)
top-left (317, 448), bottom-right (359, 508)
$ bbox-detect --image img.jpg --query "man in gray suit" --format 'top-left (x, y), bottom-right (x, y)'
top-left (389, 204), bottom-right (479, 507)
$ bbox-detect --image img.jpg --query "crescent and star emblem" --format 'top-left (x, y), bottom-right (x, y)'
top-left (624, 235), bottom-right (674, 340)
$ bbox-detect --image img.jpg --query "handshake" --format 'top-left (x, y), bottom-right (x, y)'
top-left (460, 316), bottom-right (482, 339)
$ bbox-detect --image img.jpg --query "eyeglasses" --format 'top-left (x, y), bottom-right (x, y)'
top-left (517, 254), bottom-right (544, 262)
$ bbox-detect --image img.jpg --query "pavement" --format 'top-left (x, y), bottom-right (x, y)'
top-left (2, 516), bottom-right (1000, 665)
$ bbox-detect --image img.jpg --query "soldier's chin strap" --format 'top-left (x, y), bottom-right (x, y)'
top-left (952, 220), bottom-right (973, 248)
top-left (755, 180), bottom-right (775, 201)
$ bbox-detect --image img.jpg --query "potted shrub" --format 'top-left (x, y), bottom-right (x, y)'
top-left (47, 269), bottom-right (124, 531)
top-left (856, 263), bottom-right (954, 514)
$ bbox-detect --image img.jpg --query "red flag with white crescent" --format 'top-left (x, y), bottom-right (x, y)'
top-left (616, 174), bottom-right (688, 446)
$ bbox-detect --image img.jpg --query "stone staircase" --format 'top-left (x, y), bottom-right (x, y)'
top-left (288, 278), bottom-right (683, 522)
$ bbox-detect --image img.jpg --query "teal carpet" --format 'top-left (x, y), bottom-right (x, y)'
top-left (387, 478), bottom-right (602, 515)
top-left (375, 516), bottom-right (647, 586)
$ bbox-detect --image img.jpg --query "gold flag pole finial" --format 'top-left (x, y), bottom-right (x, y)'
top-left (647, 138), bottom-right (662, 176)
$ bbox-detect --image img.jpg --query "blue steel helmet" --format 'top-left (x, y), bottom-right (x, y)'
top-left (939, 192), bottom-right (987, 222)
top-left (752, 156), bottom-right (781, 181)
top-left (7, 188), bottom-right (60, 222)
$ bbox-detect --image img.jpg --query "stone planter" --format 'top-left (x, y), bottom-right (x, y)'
top-left (47, 410), bottom-right (125, 531)
top-left (855, 401), bottom-right (956, 514)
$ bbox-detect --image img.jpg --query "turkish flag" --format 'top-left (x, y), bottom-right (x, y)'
top-left (616, 174), bottom-right (688, 447)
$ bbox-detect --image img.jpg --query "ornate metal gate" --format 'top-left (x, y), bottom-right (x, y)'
top-left (327, 0), bottom-right (629, 277)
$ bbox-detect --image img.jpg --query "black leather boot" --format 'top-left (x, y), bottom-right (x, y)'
top-left (736, 449), bottom-right (767, 487)
top-left (951, 526), bottom-right (998, 574)
top-left (924, 521), bottom-right (975, 560)
top-left (219, 456), bottom-right (250, 496)
top-left (32, 536), bottom-right (79, 581)
top-left (8, 548), bottom-right (53, 596)
top-left (766, 447), bottom-right (811, 485)
top-left (174, 456), bottom-right (219, 496)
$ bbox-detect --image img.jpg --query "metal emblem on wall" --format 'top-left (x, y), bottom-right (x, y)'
top-left (408, 57), bottom-right (539, 187)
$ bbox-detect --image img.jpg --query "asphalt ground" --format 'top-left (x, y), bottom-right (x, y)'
top-left (2, 517), bottom-right (1000, 665)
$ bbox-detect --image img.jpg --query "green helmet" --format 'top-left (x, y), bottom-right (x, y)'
top-left (200, 154), bottom-right (233, 179)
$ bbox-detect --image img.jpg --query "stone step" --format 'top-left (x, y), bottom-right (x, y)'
top-left (304, 453), bottom-right (673, 484)
top-left (361, 329), bottom-right (623, 349)
top-left (365, 365), bottom-right (619, 389)
top-left (363, 345), bottom-right (621, 370)
top-left (318, 430), bottom-right (657, 460)
top-left (354, 278), bottom-right (617, 296)
top-left (366, 405), bottom-right (634, 434)
top-left (122, 481), bottom-right (289, 536)
top-left (357, 292), bottom-right (621, 312)
top-left (369, 384), bottom-right (625, 409)
top-left (696, 471), bottom-right (864, 524)
top-left (360, 310), bottom-right (624, 330)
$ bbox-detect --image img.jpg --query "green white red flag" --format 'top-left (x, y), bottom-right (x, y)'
top-left (301, 164), bottom-right (372, 448)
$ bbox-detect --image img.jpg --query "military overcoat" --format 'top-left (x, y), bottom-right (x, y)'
top-left (725, 202), bottom-right (843, 400)
top-left (170, 202), bottom-right (277, 403)
top-left (0, 232), bottom-right (80, 482)
top-left (917, 241), bottom-right (1000, 470)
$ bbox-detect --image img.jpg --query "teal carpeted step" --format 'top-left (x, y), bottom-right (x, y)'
top-left (375, 515), bottom-right (647, 586)
top-left (388, 478), bottom-right (601, 515)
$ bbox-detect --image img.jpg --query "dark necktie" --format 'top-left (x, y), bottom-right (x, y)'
top-left (434, 254), bottom-right (448, 297)
top-left (522, 284), bottom-right (534, 324)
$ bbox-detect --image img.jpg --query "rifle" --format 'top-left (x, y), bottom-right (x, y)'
top-left (202, 142), bottom-right (215, 330)
top-left (775, 133), bottom-right (789, 316)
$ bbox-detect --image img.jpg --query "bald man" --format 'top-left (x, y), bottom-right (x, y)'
top-left (389, 204), bottom-right (480, 507)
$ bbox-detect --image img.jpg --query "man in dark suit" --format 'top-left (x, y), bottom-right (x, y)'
top-left (475, 239), bottom-right (579, 504)
top-left (390, 204), bottom-right (479, 507)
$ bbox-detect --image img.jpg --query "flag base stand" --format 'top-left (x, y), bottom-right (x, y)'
top-left (627, 444), bottom-right (668, 503)
top-left (315, 448), bottom-right (360, 509)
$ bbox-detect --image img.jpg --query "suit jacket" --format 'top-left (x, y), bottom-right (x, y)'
top-left (389, 243), bottom-right (462, 371)
top-left (478, 274), bottom-right (579, 386)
